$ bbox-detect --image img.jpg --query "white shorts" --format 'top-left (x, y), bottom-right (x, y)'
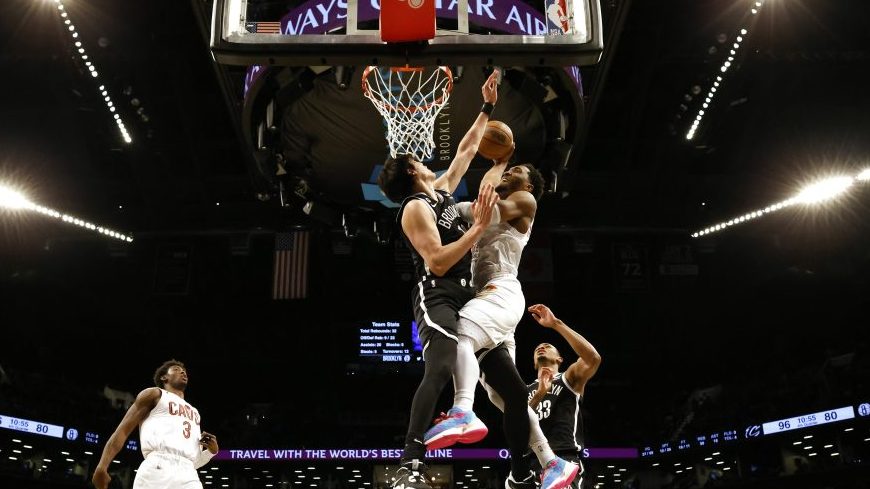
top-left (458, 275), bottom-right (524, 351)
top-left (134, 452), bottom-right (202, 489)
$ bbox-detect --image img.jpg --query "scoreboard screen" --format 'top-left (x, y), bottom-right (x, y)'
top-left (358, 320), bottom-right (422, 363)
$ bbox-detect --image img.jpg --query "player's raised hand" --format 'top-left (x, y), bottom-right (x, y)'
top-left (492, 144), bottom-right (515, 165)
top-left (471, 184), bottom-right (498, 230)
top-left (481, 70), bottom-right (499, 105)
top-left (528, 304), bottom-right (558, 328)
top-left (538, 366), bottom-right (555, 392)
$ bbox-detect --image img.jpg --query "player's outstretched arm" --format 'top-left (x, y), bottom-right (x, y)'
top-left (402, 185), bottom-right (497, 276)
top-left (479, 153), bottom-right (513, 192)
top-left (528, 304), bottom-right (601, 395)
top-left (435, 70), bottom-right (500, 193)
top-left (92, 387), bottom-right (161, 489)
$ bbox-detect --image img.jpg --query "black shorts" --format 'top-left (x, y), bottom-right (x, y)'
top-left (411, 276), bottom-right (474, 349)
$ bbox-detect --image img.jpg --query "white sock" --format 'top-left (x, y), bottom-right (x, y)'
top-left (528, 407), bottom-right (556, 466)
top-left (452, 336), bottom-right (479, 411)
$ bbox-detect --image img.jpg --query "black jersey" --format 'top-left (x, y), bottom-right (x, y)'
top-left (528, 372), bottom-right (585, 453)
top-left (397, 189), bottom-right (472, 282)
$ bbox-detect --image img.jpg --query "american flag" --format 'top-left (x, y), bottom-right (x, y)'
top-left (272, 230), bottom-right (309, 300)
top-left (246, 21), bottom-right (282, 34)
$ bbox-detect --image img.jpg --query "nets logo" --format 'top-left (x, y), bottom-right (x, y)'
top-left (66, 428), bottom-right (79, 441)
top-left (744, 425), bottom-right (761, 438)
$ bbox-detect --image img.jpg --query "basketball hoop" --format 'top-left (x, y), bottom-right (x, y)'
top-left (362, 66), bottom-right (453, 161)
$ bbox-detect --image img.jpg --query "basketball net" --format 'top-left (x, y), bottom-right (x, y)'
top-left (362, 66), bottom-right (453, 161)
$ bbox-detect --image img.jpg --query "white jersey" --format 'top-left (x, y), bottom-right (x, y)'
top-left (140, 389), bottom-right (203, 462)
top-left (470, 220), bottom-right (531, 288)
top-left (456, 201), bottom-right (532, 345)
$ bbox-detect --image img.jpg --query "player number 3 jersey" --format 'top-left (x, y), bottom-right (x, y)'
top-left (140, 389), bottom-right (203, 461)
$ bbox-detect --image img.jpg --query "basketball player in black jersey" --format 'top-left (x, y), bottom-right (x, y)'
top-left (527, 304), bottom-right (601, 489)
top-left (378, 70), bottom-right (501, 489)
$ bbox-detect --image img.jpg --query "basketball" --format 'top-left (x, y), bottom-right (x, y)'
top-left (478, 120), bottom-right (514, 160)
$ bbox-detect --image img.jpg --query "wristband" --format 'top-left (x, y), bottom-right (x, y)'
top-left (481, 102), bottom-right (494, 115)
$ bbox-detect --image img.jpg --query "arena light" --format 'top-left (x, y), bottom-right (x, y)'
top-left (0, 185), bottom-right (32, 210)
top-left (692, 170), bottom-right (870, 238)
top-left (793, 176), bottom-right (853, 204)
top-left (0, 184), bottom-right (133, 242)
top-left (53, 1), bottom-right (131, 143)
top-left (687, 0), bottom-right (765, 140)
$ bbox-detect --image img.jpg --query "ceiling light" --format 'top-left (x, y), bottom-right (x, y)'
top-left (794, 176), bottom-right (853, 204)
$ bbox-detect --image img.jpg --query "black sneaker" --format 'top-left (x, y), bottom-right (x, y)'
top-left (392, 461), bottom-right (432, 489)
top-left (505, 471), bottom-right (539, 489)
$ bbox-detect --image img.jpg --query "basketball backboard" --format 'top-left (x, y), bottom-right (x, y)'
top-left (211, 0), bottom-right (603, 66)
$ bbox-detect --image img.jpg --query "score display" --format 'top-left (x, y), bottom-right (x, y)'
top-left (762, 406), bottom-right (855, 435)
top-left (358, 320), bottom-right (422, 363)
top-left (0, 414), bottom-right (64, 439)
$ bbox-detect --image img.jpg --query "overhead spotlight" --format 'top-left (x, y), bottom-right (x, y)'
top-left (794, 176), bottom-right (853, 204)
top-left (856, 168), bottom-right (870, 181)
top-left (741, 29), bottom-right (748, 35)
top-left (0, 185), bottom-right (32, 210)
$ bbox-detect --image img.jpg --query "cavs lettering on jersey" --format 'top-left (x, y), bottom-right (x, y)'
top-left (140, 389), bottom-right (203, 462)
top-left (528, 372), bottom-right (585, 452)
top-left (398, 189), bottom-right (472, 282)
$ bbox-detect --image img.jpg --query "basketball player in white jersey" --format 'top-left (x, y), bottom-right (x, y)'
top-left (92, 360), bottom-right (218, 489)
top-left (423, 156), bottom-right (580, 489)
top-left (527, 304), bottom-right (601, 489)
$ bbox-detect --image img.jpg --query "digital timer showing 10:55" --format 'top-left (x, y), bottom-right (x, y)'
top-left (0, 414), bottom-right (65, 439)
top-left (762, 406), bottom-right (855, 435)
